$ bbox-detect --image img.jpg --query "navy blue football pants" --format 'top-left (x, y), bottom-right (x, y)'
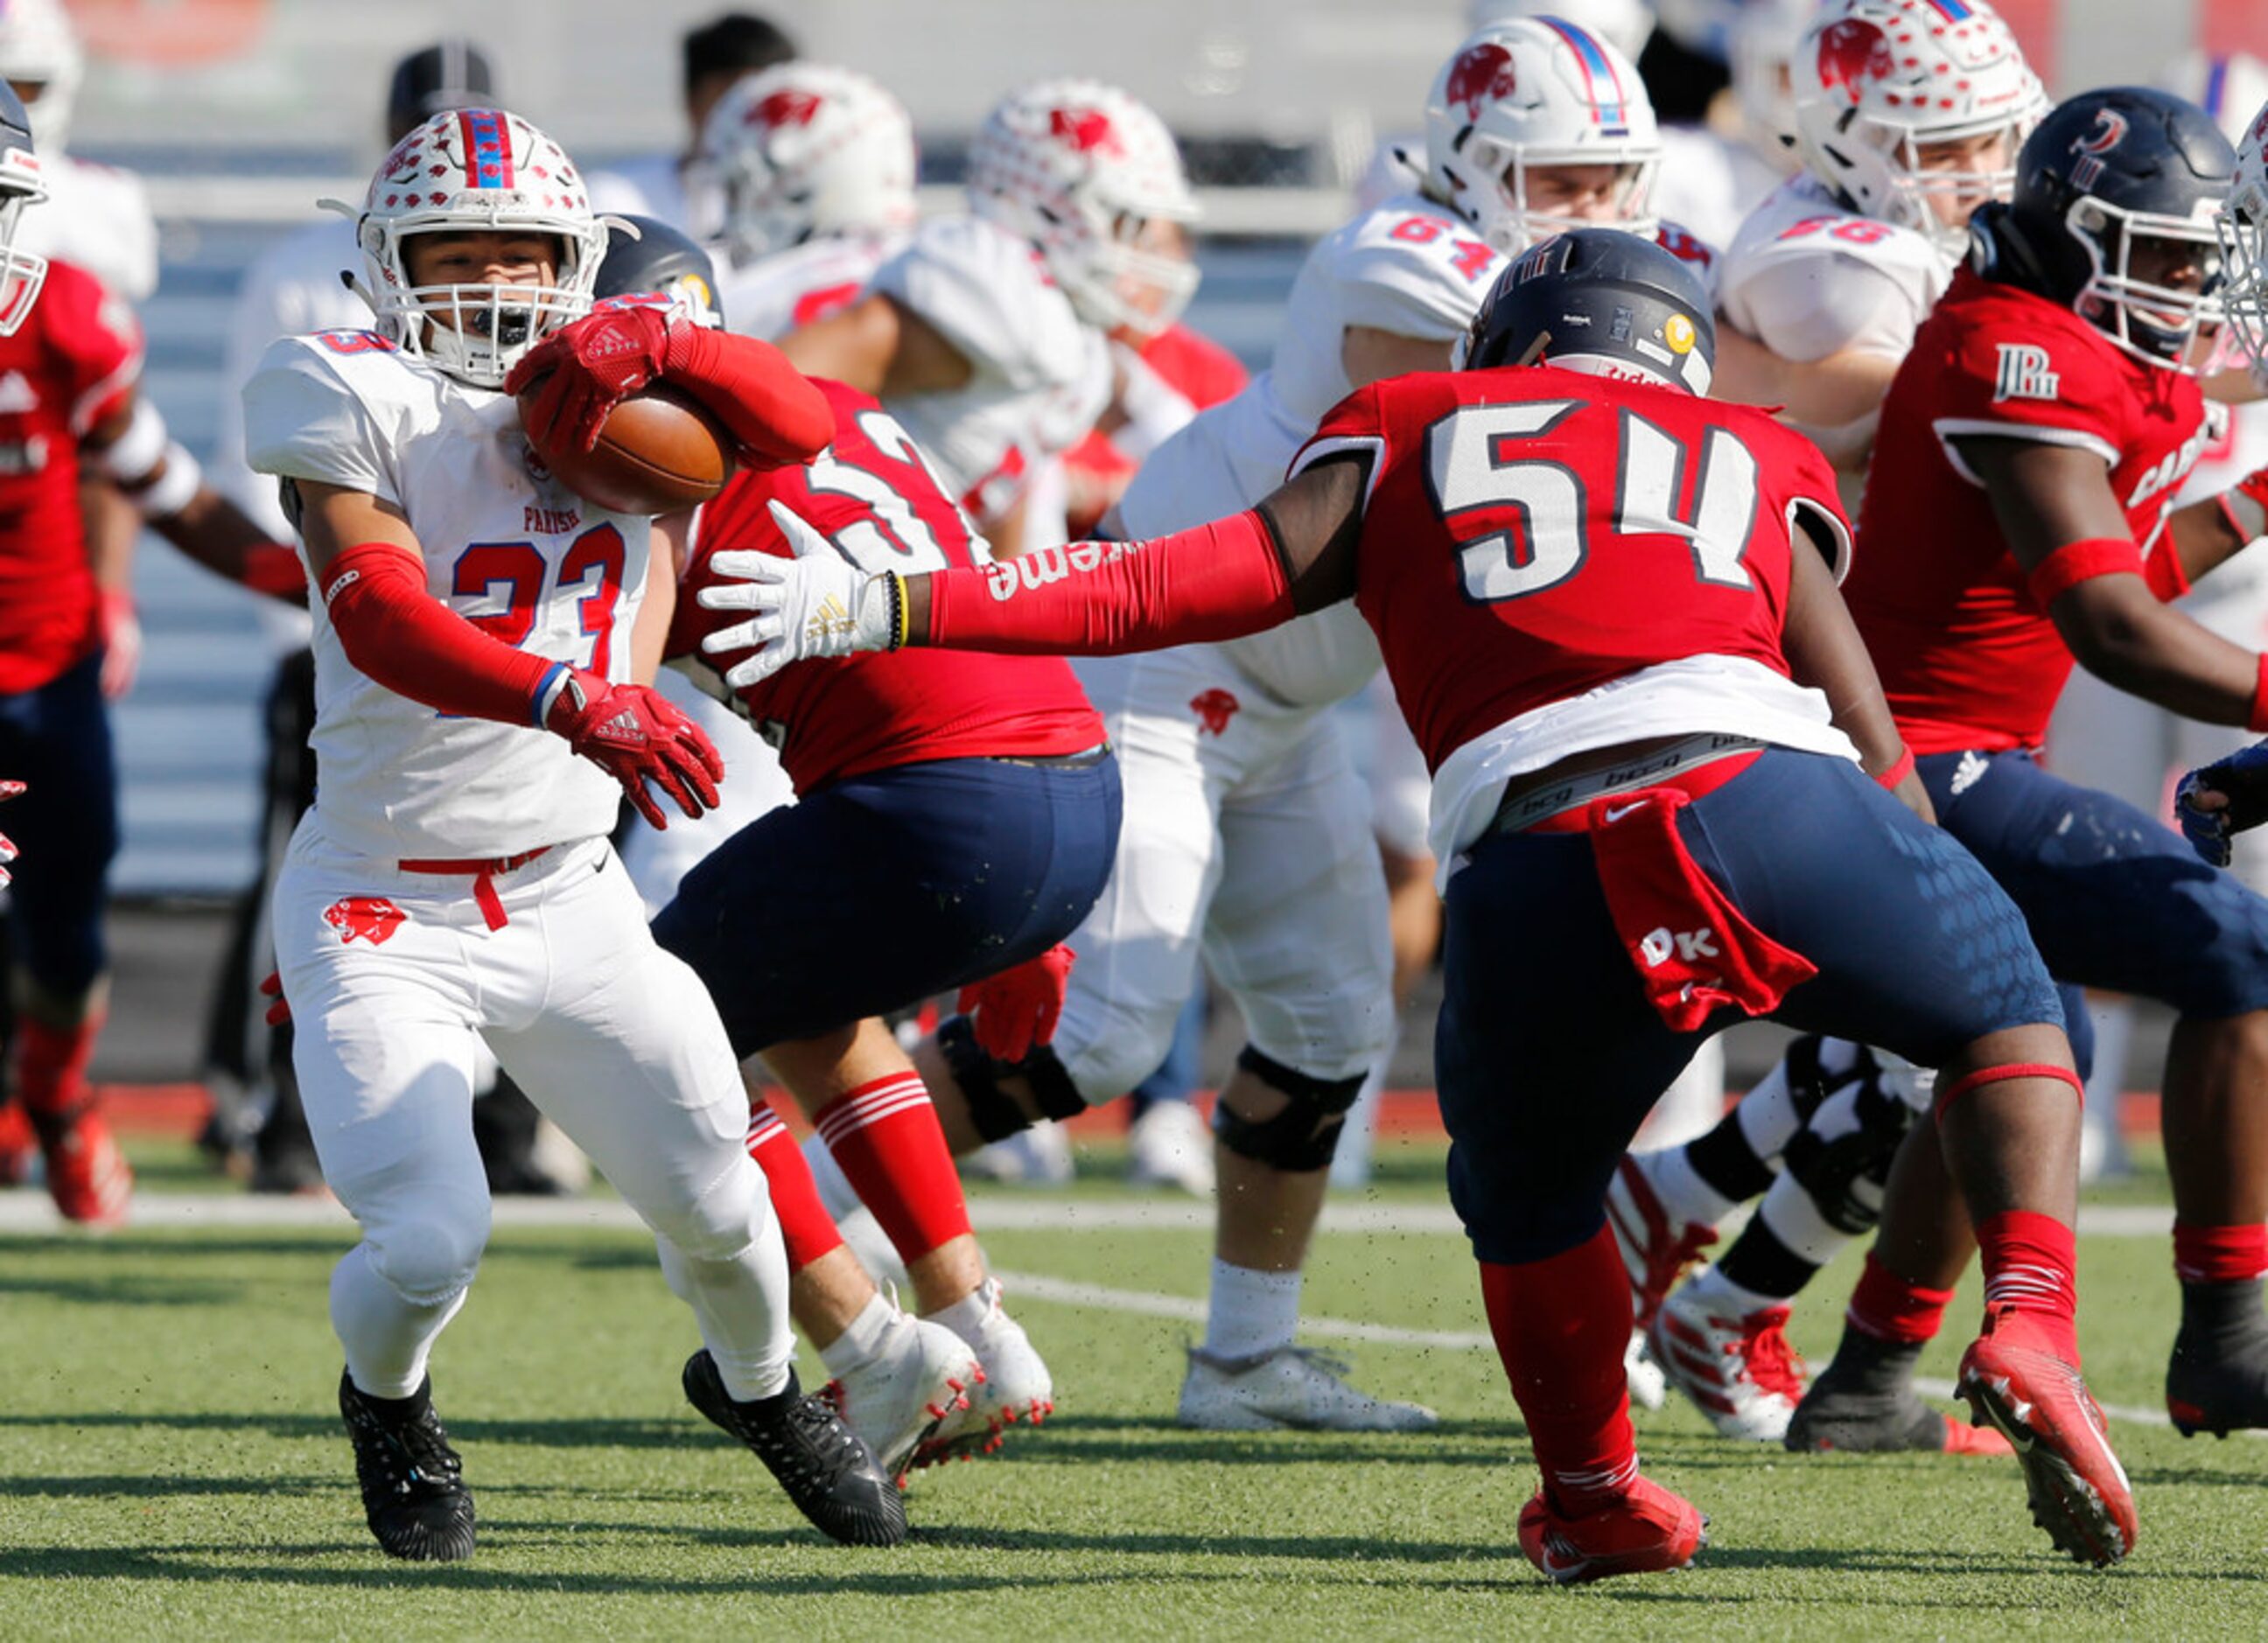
top-left (1438, 748), bottom-right (2065, 1265)
top-left (0, 653), bottom-right (116, 997)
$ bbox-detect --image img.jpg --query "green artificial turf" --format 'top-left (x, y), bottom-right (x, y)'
top-left (2, 1137), bottom-right (2261, 1640)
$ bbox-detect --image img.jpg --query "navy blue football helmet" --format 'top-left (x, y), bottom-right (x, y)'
top-left (1970, 87), bottom-right (2233, 368)
top-left (1460, 227), bottom-right (1715, 395)
top-left (592, 213), bottom-right (724, 327)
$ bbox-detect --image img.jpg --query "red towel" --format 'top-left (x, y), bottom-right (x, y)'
top-left (1584, 788), bottom-right (1817, 1032)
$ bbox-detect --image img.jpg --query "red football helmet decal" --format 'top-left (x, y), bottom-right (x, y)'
top-left (324, 896), bottom-right (407, 946)
top-left (754, 88), bottom-right (822, 129)
top-left (1444, 43), bottom-right (1519, 122)
top-left (1190, 688), bottom-right (1242, 737)
top-left (1815, 19), bottom-right (1896, 101)
top-left (1048, 106), bottom-right (1124, 157)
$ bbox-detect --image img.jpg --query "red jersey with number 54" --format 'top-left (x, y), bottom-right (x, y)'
top-left (0, 260), bottom-right (144, 694)
top-left (1292, 365), bottom-right (1852, 777)
top-left (671, 378), bottom-right (1102, 791)
top-left (1844, 268), bottom-right (2208, 754)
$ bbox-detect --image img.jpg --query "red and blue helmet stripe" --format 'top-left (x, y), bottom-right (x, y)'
top-left (1919, 0), bottom-right (1974, 20)
top-left (1543, 17), bottom-right (1633, 137)
top-left (458, 109), bottom-right (515, 190)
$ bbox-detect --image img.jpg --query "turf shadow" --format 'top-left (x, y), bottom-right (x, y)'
top-left (1008, 1413), bottom-right (1531, 1468)
top-left (0, 1472), bottom-right (332, 1499)
top-left (0, 1272), bottom-right (246, 1306)
top-left (0, 1410), bottom-right (699, 1451)
top-left (906, 1523), bottom-right (1492, 1566)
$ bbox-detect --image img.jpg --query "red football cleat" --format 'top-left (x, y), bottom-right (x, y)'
top-left (1956, 1307), bottom-right (2136, 1567)
top-left (1605, 1156), bottom-right (1718, 1329)
top-left (0, 1099), bottom-right (35, 1185)
top-left (1517, 1473), bottom-right (1707, 1584)
top-left (32, 1102), bottom-right (132, 1227)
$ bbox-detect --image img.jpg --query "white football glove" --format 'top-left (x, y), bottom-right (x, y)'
top-left (697, 499), bottom-right (899, 689)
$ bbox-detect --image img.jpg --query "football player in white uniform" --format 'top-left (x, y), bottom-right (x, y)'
top-left (1614, 0), bottom-right (2049, 1444)
top-left (778, 78), bottom-right (1195, 560)
top-left (881, 20), bottom-right (1682, 1435)
top-left (705, 62), bottom-right (918, 340)
top-left (242, 108), bottom-right (905, 1560)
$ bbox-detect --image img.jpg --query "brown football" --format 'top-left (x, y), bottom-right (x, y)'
top-left (519, 381), bottom-right (735, 515)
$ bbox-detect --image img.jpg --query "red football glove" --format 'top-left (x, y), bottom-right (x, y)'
top-left (98, 588), bottom-right (142, 701)
top-left (543, 668), bottom-right (724, 830)
top-left (956, 944), bottom-right (1077, 1063)
top-left (0, 779), bottom-right (20, 889)
top-left (259, 969), bottom-right (290, 1028)
top-left (507, 304), bottom-right (675, 455)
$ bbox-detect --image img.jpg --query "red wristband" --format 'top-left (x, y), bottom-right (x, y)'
top-left (1875, 748), bottom-right (1914, 790)
top-left (2252, 653), bottom-right (2268, 735)
top-left (2024, 536), bottom-right (2144, 608)
top-left (2143, 541), bottom-right (2192, 602)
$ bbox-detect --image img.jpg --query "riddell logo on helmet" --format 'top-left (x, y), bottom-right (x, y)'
top-left (1048, 108), bottom-right (1123, 156)
top-left (324, 897), bottom-right (406, 947)
top-left (1444, 43), bottom-right (1518, 122)
top-left (756, 89), bottom-right (822, 129)
top-left (1815, 19), bottom-right (1894, 100)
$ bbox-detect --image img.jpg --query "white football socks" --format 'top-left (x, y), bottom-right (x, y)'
top-left (1204, 1259), bottom-right (1303, 1363)
top-left (818, 1290), bottom-right (899, 1381)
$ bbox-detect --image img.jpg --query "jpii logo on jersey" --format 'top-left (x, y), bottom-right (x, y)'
top-left (1992, 343), bottom-right (2061, 402)
top-left (1190, 688), bottom-right (1242, 736)
top-left (324, 897), bottom-right (408, 946)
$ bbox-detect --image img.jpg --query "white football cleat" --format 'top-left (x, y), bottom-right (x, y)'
top-left (962, 1122), bottom-right (1075, 1185)
top-left (822, 1310), bottom-right (980, 1482)
top-left (920, 1276), bottom-right (1054, 1463)
top-left (1126, 1100), bottom-right (1215, 1196)
top-left (1625, 1328), bottom-right (1669, 1411)
top-left (1177, 1345), bottom-right (1439, 1432)
top-left (1605, 1154), bottom-right (1719, 1331)
top-left (1648, 1283), bottom-right (1808, 1443)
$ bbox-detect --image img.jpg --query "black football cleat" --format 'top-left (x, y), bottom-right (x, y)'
top-left (682, 1351), bottom-right (906, 1547)
top-left (338, 1369), bottom-right (477, 1562)
top-left (2166, 1331), bottom-right (2268, 1437)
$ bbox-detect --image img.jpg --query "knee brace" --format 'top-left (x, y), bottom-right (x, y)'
top-left (1781, 1054), bottom-right (1922, 1236)
top-left (939, 1013), bottom-right (1088, 1144)
top-left (368, 1211), bottom-right (486, 1306)
top-left (1212, 1045), bottom-right (1365, 1172)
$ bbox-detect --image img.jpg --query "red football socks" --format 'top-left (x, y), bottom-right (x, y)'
top-left (814, 1071), bottom-right (971, 1263)
top-left (1844, 1250), bottom-right (1954, 1345)
top-left (13, 1013), bottom-right (102, 1116)
top-left (1977, 1209), bottom-right (2081, 1364)
top-left (1480, 1224), bottom-right (1640, 1514)
top-left (2173, 1220), bottom-right (2268, 1285)
top-left (744, 1101), bottom-right (845, 1272)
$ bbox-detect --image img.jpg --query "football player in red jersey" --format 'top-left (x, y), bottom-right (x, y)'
top-left (0, 82), bottom-right (294, 1224)
top-left (1766, 87), bottom-right (2268, 1452)
top-left (640, 374), bottom-right (1119, 1475)
top-left (700, 230), bottom-right (2135, 1577)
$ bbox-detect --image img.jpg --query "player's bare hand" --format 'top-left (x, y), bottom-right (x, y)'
top-left (507, 303), bottom-right (675, 454)
top-left (98, 590), bottom-right (142, 701)
top-left (697, 500), bottom-right (896, 688)
top-left (2177, 742), bottom-right (2268, 866)
top-left (0, 779), bottom-right (20, 888)
top-left (543, 668), bottom-right (724, 829)
top-left (956, 944), bottom-right (1076, 1063)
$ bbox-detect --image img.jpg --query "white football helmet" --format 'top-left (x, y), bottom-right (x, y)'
top-left (967, 79), bottom-right (1200, 338)
top-left (1424, 18), bottom-right (1662, 257)
top-left (1730, 0), bottom-right (1821, 167)
top-left (2214, 101), bottom-right (2268, 379)
top-left (0, 80), bottom-right (44, 335)
top-left (698, 63), bottom-right (917, 268)
top-left (1790, 0), bottom-right (2044, 254)
top-left (1466, 0), bottom-right (1655, 66)
top-left (0, 0), bottom-right (80, 157)
top-left (326, 108), bottom-right (612, 388)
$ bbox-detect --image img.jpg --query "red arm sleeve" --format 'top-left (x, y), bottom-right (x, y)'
top-left (660, 325), bottom-right (835, 470)
top-left (922, 508), bottom-right (1297, 654)
top-left (320, 543), bottom-right (560, 727)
